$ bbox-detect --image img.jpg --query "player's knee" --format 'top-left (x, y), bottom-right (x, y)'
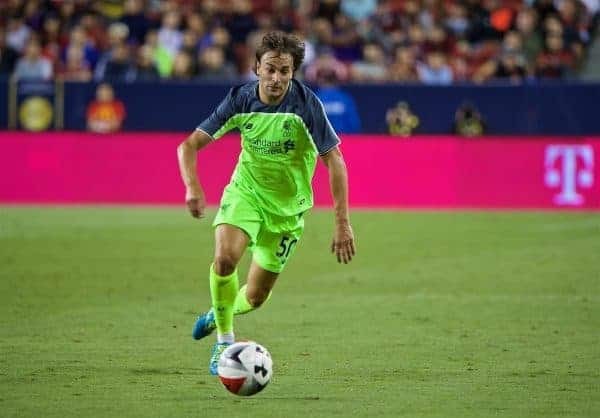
top-left (213, 255), bottom-right (237, 276)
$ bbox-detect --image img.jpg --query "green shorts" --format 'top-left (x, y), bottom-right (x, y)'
top-left (213, 183), bottom-right (305, 273)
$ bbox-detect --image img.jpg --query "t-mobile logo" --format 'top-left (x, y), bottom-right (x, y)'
top-left (544, 145), bottom-right (594, 205)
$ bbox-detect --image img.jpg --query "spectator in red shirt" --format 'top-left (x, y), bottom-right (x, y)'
top-left (86, 83), bottom-right (126, 133)
top-left (536, 33), bottom-right (575, 78)
top-left (58, 45), bottom-right (92, 81)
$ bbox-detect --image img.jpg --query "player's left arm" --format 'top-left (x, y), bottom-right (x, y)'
top-left (321, 147), bottom-right (355, 264)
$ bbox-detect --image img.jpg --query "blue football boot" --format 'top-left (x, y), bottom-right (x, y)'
top-left (192, 309), bottom-right (216, 340)
top-left (209, 342), bottom-right (231, 376)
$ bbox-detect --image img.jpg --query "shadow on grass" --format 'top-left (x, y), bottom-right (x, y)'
top-left (130, 368), bottom-right (187, 375)
top-left (204, 395), bottom-right (330, 401)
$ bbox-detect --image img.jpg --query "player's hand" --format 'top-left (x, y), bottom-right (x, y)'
top-left (185, 187), bottom-right (206, 219)
top-left (331, 222), bottom-right (355, 264)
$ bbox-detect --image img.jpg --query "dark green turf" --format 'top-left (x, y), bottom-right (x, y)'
top-left (1, 207), bottom-right (599, 417)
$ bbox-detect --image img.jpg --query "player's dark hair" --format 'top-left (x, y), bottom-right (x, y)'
top-left (255, 31), bottom-right (305, 72)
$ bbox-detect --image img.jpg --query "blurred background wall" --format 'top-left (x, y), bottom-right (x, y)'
top-left (1, 80), bottom-right (600, 134)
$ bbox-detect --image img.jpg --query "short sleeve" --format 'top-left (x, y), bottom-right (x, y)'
top-left (196, 88), bottom-right (239, 139)
top-left (306, 93), bottom-right (341, 155)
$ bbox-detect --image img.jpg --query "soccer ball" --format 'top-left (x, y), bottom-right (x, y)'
top-left (217, 341), bottom-right (273, 396)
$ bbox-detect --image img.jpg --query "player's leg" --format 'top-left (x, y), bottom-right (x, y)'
top-left (199, 259), bottom-right (276, 338)
top-left (233, 260), bottom-right (278, 315)
top-left (192, 223), bottom-right (249, 342)
top-left (193, 260), bottom-right (272, 340)
top-left (206, 224), bottom-right (251, 375)
top-left (234, 217), bottom-right (304, 315)
top-left (193, 184), bottom-right (263, 343)
top-left (210, 224), bottom-right (249, 342)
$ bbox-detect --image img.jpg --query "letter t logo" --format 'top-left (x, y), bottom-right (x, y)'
top-left (544, 145), bottom-right (594, 205)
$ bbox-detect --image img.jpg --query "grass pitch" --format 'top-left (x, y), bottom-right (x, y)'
top-left (1, 206), bottom-right (599, 418)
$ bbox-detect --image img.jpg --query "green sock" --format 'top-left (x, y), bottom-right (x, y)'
top-left (209, 264), bottom-right (238, 335)
top-left (233, 284), bottom-right (272, 315)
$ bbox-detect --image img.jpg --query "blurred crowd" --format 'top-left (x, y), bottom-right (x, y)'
top-left (0, 0), bottom-right (598, 84)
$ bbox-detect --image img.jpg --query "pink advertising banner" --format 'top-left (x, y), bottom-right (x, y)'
top-left (1, 132), bottom-right (598, 209)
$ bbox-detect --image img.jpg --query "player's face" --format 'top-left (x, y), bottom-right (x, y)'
top-left (256, 51), bottom-right (294, 104)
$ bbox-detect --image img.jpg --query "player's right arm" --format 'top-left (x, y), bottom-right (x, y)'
top-left (179, 86), bottom-right (240, 218)
top-left (177, 129), bottom-right (213, 219)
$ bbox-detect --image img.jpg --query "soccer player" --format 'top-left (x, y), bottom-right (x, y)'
top-left (177, 31), bottom-right (355, 375)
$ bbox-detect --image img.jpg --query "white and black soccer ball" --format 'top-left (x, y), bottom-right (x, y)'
top-left (217, 341), bottom-right (273, 396)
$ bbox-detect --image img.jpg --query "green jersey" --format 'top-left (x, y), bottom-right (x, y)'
top-left (197, 80), bottom-right (340, 217)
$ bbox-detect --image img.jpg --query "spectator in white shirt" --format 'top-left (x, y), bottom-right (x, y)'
top-left (158, 11), bottom-right (183, 57)
top-left (6, 16), bottom-right (32, 53)
top-left (417, 51), bottom-right (453, 85)
top-left (13, 38), bottom-right (53, 80)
